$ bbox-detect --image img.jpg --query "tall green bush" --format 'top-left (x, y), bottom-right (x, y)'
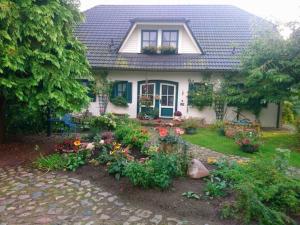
top-left (205, 150), bottom-right (300, 225)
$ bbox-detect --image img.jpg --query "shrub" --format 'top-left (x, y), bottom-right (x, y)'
top-left (34, 153), bottom-right (67, 171)
top-left (107, 158), bottom-right (128, 180)
top-left (89, 113), bottom-right (117, 132)
top-left (115, 124), bottom-right (149, 149)
top-left (110, 96), bottom-right (128, 107)
top-left (97, 149), bottom-right (114, 164)
top-left (65, 150), bottom-right (89, 171)
top-left (188, 83), bottom-right (213, 110)
top-left (125, 152), bottom-right (185, 189)
top-left (204, 150), bottom-right (300, 225)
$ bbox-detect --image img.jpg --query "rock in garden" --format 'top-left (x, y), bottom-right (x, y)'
top-left (187, 159), bottom-right (209, 179)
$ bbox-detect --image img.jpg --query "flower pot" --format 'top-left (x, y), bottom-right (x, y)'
top-left (240, 144), bottom-right (259, 153)
top-left (185, 127), bottom-right (197, 135)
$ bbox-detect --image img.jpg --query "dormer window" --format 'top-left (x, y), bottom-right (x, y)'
top-left (141, 30), bottom-right (158, 48)
top-left (162, 31), bottom-right (178, 49)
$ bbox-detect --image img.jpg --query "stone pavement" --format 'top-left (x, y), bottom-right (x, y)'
top-left (0, 166), bottom-right (195, 225)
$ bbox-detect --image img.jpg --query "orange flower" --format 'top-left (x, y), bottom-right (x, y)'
top-left (73, 140), bottom-right (81, 146)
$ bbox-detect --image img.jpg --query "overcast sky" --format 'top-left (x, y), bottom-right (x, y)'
top-left (80, 0), bottom-right (300, 24)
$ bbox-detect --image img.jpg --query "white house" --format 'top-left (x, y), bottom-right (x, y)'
top-left (76, 5), bottom-right (280, 128)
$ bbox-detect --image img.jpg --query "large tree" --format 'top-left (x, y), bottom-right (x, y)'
top-left (0, 0), bottom-right (91, 143)
top-left (223, 25), bottom-right (300, 120)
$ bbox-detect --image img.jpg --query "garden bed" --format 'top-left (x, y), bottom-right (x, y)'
top-left (0, 135), bottom-right (62, 167)
top-left (65, 164), bottom-right (238, 225)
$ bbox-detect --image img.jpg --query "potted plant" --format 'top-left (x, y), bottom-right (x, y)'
top-left (235, 131), bottom-right (260, 153)
top-left (160, 46), bottom-right (177, 55)
top-left (182, 118), bottom-right (199, 134)
top-left (110, 96), bottom-right (128, 107)
top-left (159, 134), bottom-right (180, 153)
top-left (174, 111), bottom-right (182, 121)
top-left (139, 96), bottom-right (153, 107)
top-left (142, 46), bottom-right (158, 55)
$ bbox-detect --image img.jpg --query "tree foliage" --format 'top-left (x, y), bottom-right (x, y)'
top-left (0, 0), bottom-right (91, 141)
top-left (223, 25), bottom-right (300, 118)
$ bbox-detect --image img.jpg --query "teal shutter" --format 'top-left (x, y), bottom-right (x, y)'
top-left (188, 82), bottom-right (195, 105)
top-left (126, 82), bottom-right (132, 103)
top-left (111, 82), bottom-right (118, 98)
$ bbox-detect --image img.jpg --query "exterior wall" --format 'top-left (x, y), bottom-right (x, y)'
top-left (119, 24), bottom-right (200, 54)
top-left (89, 70), bottom-right (279, 128)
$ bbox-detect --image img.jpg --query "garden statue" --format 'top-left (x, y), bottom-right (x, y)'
top-left (188, 159), bottom-right (209, 179)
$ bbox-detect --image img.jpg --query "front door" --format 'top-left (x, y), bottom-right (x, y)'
top-left (159, 83), bottom-right (176, 118)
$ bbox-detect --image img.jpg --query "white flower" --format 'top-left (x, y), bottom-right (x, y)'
top-left (100, 140), bottom-right (105, 144)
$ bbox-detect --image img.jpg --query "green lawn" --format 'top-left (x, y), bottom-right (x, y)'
top-left (183, 128), bottom-right (300, 168)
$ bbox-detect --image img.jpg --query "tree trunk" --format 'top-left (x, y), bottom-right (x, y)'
top-left (46, 107), bottom-right (52, 137)
top-left (0, 94), bottom-right (5, 144)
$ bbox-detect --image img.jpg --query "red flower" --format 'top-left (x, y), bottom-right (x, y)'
top-left (157, 127), bottom-right (168, 137)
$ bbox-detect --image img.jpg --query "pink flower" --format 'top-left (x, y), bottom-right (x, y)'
top-left (175, 127), bottom-right (184, 135)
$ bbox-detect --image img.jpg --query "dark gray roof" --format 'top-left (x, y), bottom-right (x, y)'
top-left (75, 5), bottom-right (268, 71)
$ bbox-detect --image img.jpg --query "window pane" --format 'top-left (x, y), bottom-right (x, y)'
top-left (147, 84), bottom-right (154, 94)
top-left (162, 41), bottom-right (168, 47)
top-left (170, 42), bottom-right (177, 48)
top-left (168, 86), bottom-right (174, 95)
top-left (149, 41), bottom-right (156, 47)
top-left (171, 32), bottom-right (177, 41)
top-left (161, 96), bottom-right (168, 106)
top-left (142, 41), bottom-right (150, 48)
top-left (162, 85), bottom-right (168, 95)
top-left (143, 32), bottom-right (149, 41)
top-left (163, 32), bottom-right (170, 41)
top-left (168, 96), bottom-right (174, 106)
top-left (150, 32), bottom-right (157, 41)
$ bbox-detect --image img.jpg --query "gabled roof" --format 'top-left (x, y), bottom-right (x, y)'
top-left (75, 5), bottom-right (270, 71)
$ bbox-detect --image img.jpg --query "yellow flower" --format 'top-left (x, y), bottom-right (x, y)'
top-left (207, 157), bottom-right (217, 164)
top-left (109, 151), bottom-right (114, 155)
top-left (74, 140), bottom-right (81, 146)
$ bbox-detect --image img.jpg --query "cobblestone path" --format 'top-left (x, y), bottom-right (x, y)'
top-left (0, 167), bottom-right (192, 225)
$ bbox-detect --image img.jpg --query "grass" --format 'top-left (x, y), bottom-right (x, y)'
top-left (183, 128), bottom-right (300, 168)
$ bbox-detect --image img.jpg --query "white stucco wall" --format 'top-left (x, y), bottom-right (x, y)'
top-left (89, 70), bottom-right (279, 128)
top-left (119, 24), bottom-right (201, 54)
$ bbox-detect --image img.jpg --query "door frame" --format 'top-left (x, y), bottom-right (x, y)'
top-left (159, 83), bottom-right (177, 118)
top-left (137, 80), bottom-right (178, 118)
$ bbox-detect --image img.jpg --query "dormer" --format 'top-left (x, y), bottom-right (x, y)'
top-left (118, 18), bottom-right (202, 54)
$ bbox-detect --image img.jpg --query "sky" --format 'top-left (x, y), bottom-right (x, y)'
top-left (80, 0), bottom-right (300, 24)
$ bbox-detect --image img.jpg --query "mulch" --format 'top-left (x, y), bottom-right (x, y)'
top-left (0, 135), bottom-right (63, 167)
